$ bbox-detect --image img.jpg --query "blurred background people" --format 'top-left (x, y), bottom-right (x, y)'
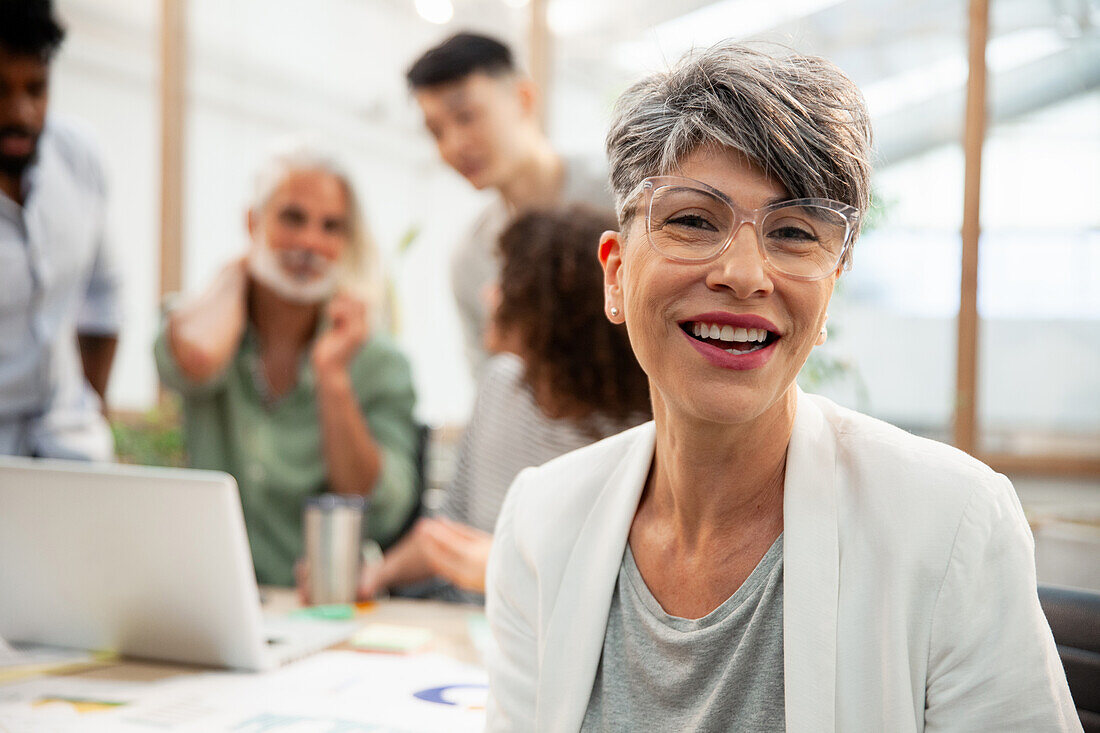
top-left (0, 0), bottom-right (120, 460)
top-left (155, 141), bottom-right (419, 587)
top-left (407, 32), bottom-right (612, 377)
top-left (335, 205), bottom-right (651, 604)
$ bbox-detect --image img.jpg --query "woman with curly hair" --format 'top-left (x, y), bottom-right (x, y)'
top-left (349, 204), bottom-right (651, 602)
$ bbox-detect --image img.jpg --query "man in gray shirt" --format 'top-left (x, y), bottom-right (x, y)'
top-left (405, 33), bottom-right (611, 377)
top-left (0, 0), bottom-right (121, 460)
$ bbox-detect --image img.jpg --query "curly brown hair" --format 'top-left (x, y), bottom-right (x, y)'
top-left (494, 205), bottom-right (651, 434)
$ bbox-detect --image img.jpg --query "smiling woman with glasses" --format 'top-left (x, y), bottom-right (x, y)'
top-left (483, 43), bottom-right (1079, 732)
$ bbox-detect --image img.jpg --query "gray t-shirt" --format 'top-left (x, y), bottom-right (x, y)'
top-left (581, 535), bottom-right (785, 732)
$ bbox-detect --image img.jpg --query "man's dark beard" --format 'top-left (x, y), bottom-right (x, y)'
top-left (0, 126), bottom-right (40, 178)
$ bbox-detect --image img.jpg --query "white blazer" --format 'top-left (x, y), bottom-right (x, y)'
top-left (485, 391), bottom-right (1080, 732)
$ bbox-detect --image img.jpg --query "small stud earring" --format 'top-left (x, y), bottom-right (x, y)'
top-left (610, 306), bottom-right (620, 318)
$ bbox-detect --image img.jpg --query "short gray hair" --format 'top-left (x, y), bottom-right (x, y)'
top-left (251, 137), bottom-right (380, 302)
top-left (606, 43), bottom-right (873, 266)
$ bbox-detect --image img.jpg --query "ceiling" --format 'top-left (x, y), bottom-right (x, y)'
top-left (57, 0), bottom-right (1100, 167)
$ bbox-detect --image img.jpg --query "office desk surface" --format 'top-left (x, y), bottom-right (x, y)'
top-left (3, 589), bottom-right (483, 679)
top-left (0, 591), bottom-right (488, 731)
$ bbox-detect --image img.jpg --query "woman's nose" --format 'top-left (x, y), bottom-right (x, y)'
top-left (704, 222), bottom-right (774, 299)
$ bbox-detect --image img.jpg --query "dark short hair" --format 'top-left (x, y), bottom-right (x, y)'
top-left (406, 32), bottom-right (514, 89)
top-left (495, 205), bottom-right (652, 434)
top-left (0, 0), bottom-right (66, 60)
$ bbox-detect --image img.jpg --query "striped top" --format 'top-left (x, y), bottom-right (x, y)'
top-left (439, 353), bottom-right (639, 533)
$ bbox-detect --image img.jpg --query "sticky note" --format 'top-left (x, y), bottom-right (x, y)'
top-left (349, 624), bottom-right (432, 653)
top-left (290, 604), bottom-right (356, 620)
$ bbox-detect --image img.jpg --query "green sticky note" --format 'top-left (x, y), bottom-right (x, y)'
top-left (290, 604), bottom-right (356, 620)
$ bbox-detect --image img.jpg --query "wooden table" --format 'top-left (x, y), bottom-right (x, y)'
top-left (3, 590), bottom-right (484, 683)
top-left (0, 591), bottom-right (488, 732)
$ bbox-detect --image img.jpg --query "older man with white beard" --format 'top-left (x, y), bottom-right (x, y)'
top-left (154, 142), bottom-right (419, 587)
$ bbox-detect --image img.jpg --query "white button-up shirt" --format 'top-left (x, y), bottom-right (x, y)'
top-left (0, 119), bottom-right (121, 460)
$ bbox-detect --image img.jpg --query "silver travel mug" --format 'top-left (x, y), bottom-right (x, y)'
top-left (303, 494), bottom-right (367, 605)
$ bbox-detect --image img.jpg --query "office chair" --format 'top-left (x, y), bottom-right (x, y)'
top-left (384, 422), bottom-right (432, 550)
top-left (1038, 584), bottom-right (1100, 732)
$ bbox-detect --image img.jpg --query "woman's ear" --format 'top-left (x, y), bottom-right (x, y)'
top-left (599, 230), bottom-right (625, 323)
top-left (246, 208), bottom-right (259, 240)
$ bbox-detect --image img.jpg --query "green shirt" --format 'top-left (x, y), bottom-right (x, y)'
top-left (154, 322), bottom-right (419, 586)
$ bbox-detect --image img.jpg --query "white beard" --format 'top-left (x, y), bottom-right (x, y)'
top-left (247, 244), bottom-right (338, 304)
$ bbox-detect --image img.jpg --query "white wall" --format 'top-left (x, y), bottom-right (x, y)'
top-left (51, 0), bottom-right (161, 414)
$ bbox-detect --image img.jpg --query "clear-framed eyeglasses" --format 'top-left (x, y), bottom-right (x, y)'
top-left (630, 176), bottom-right (860, 282)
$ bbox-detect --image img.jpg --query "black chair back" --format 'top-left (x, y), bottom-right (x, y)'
top-left (1038, 584), bottom-right (1100, 732)
top-left (383, 422), bottom-right (431, 550)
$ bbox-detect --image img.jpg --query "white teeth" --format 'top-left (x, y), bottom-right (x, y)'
top-left (750, 328), bottom-right (769, 343)
top-left (725, 343), bottom-right (765, 355)
top-left (691, 321), bottom-right (772, 344)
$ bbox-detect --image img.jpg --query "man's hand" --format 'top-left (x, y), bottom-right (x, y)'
top-left (167, 256), bottom-right (249, 382)
top-left (78, 333), bottom-right (118, 406)
top-left (418, 518), bottom-right (493, 594)
top-left (312, 293), bottom-right (369, 380)
top-left (206, 256), bottom-right (249, 308)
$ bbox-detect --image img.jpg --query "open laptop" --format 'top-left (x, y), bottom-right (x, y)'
top-left (0, 456), bottom-right (358, 671)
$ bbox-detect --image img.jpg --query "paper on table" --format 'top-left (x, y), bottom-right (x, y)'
top-left (0, 634), bottom-right (16, 661)
top-left (0, 675), bottom-right (164, 706)
top-left (0, 644), bottom-right (109, 687)
top-left (8, 650), bottom-right (489, 732)
top-left (0, 643), bottom-right (96, 670)
top-left (0, 674), bottom-right (173, 733)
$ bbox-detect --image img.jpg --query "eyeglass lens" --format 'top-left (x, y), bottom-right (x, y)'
top-left (647, 185), bottom-right (848, 279)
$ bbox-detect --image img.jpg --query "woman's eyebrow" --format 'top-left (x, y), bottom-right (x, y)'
top-left (722, 192), bottom-right (790, 209)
